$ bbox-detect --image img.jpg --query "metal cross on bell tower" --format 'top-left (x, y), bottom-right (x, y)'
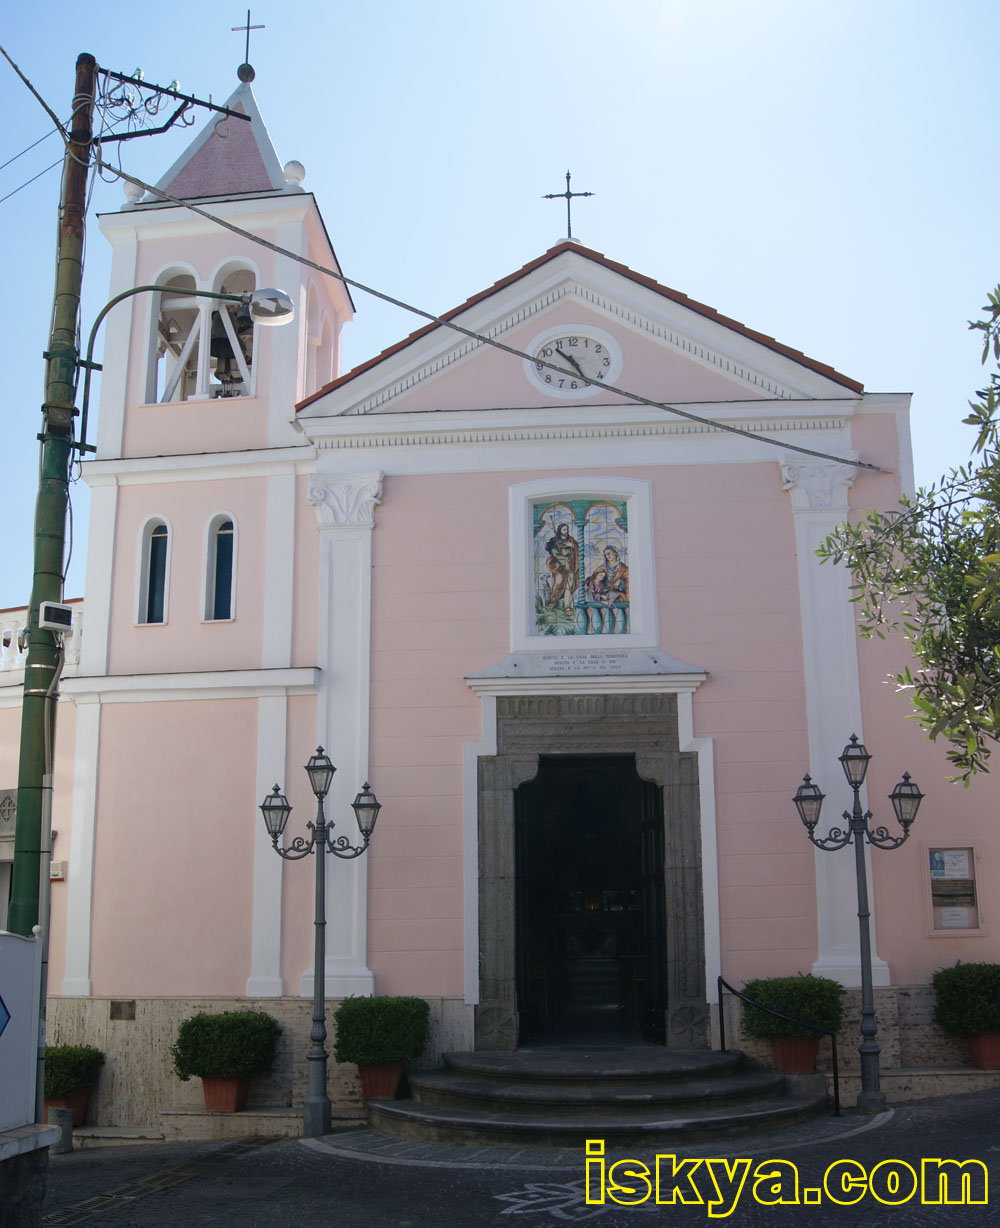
top-left (232, 9), bottom-right (265, 82)
top-left (543, 170), bottom-right (594, 241)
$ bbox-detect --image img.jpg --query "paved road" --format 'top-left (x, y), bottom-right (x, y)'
top-left (43, 1088), bottom-right (1000, 1227)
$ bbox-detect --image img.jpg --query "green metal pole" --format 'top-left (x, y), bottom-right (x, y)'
top-left (8, 53), bottom-right (96, 937)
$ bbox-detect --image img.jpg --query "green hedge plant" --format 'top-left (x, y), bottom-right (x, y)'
top-left (933, 962), bottom-right (1000, 1035)
top-left (44, 1045), bottom-right (104, 1097)
top-left (171, 1011), bottom-right (280, 1081)
top-left (741, 974), bottom-right (844, 1040)
top-left (333, 996), bottom-right (430, 1065)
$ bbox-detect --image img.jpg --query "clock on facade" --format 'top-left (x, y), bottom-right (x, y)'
top-left (523, 325), bottom-right (623, 399)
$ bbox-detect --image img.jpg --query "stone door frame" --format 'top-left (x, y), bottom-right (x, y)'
top-left (474, 693), bottom-right (709, 1051)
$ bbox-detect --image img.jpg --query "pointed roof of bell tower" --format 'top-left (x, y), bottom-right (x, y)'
top-left (149, 76), bottom-right (290, 202)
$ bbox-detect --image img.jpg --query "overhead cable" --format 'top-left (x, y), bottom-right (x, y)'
top-left (94, 153), bottom-right (883, 474)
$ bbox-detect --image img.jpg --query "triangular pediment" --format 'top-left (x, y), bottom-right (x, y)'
top-left (148, 81), bottom-right (289, 201)
top-left (298, 243), bottom-right (862, 420)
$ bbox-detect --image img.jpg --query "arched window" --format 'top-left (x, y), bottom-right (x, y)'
top-left (150, 272), bottom-right (200, 403)
top-left (204, 514), bottom-right (237, 621)
top-left (147, 264), bottom-right (258, 403)
top-left (138, 518), bottom-right (170, 624)
top-left (209, 267), bottom-right (256, 399)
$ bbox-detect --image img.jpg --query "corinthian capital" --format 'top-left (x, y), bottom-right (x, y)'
top-left (308, 472), bottom-right (383, 527)
top-left (780, 455), bottom-right (857, 511)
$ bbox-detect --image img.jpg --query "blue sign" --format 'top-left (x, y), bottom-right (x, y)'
top-left (0, 995), bottom-right (9, 1040)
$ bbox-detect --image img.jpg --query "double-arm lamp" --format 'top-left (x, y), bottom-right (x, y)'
top-left (793, 735), bottom-right (923, 1114)
top-left (259, 748), bottom-right (381, 1138)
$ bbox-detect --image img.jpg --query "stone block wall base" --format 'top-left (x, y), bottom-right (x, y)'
top-left (828, 1067), bottom-right (1000, 1105)
top-left (73, 1127), bottom-right (165, 1149)
top-left (0, 1128), bottom-right (59, 1228)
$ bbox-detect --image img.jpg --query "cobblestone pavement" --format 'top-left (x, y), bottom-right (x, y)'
top-left (42, 1088), bottom-right (1000, 1227)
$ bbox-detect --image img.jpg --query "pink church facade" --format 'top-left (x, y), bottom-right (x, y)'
top-left (1, 80), bottom-right (996, 1125)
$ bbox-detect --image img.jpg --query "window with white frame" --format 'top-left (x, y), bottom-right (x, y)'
top-left (928, 846), bottom-right (981, 931)
top-left (138, 518), bottom-right (170, 624)
top-left (204, 514), bottom-right (236, 621)
top-left (508, 477), bottom-right (657, 652)
top-left (148, 265), bottom-right (258, 403)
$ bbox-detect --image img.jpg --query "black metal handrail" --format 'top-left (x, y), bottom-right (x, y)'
top-left (718, 975), bottom-right (840, 1116)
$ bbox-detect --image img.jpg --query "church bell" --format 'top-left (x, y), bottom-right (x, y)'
top-left (210, 303), bottom-right (253, 391)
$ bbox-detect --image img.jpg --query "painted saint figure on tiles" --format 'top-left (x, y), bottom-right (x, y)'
top-left (587, 545), bottom-right (629, 605)
top-left (545, 523), bottom-right (579, 611)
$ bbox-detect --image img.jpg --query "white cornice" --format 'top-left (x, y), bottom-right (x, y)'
top-left (307, 401), bottom-right (856, 452)
top-left (465, 673), bottom-right (707, 697)
top-left (80, 445), bottom-right (315, 486)
top-left (61, 666), bottom-right (318, 703)
top-left (98, 194), bottom-right (320, 243)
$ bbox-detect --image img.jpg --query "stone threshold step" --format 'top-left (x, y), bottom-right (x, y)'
top-left (370, 1092), bottom-right (828, 1147)
top-left (407, 1069), bottom-right (787, 1112)
top-left (442, 1049), bottom-right (743, 1083)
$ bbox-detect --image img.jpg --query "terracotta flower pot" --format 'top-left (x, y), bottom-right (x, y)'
top-left (200, 1075), bottom-right (249, 1112)
top-left (45, 1090), bottom-right (89, 1127)
top-left (358, 1061), bottom-right (406, 1100)
top-left (771, 1035), bottom-right (820, 1074)
top-left (968, 1032), bottom-right (1000, 1070)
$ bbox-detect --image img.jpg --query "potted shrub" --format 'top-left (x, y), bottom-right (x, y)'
top-left (171, 1010), bottom-right (280, 1111)
top-left (742, 974), bottom-right (844, 1073)
top-left (44, 1044), bottom-right (104, 1126)
top-left (333, 995), bottom-right (430, 1100)
top-left (932, 961), bottom-right (1000, 1069)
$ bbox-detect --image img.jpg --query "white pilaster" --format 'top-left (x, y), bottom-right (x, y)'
top-left (781, 457), bottom-right (890, 987)
top-left (78, 476), bottom-right (118, 678)
top-left (303, 471), bottom-right (383, 998)
top-left (261, 465), bottom-right (297, 668)
top-left (268, 222), bottom-right (308, 447)
top-left (247, 691), bottom-right (288, 996)
top-left (94, 231), bottom-right (138, 459)
top-left (61, 696), bottom-right (101, 995)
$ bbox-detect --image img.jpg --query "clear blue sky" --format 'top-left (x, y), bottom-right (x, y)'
top-left (1, 1), bottom-right (997, 609)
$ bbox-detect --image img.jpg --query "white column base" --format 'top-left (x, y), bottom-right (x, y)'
top-left (58, 977), bottom-right (92, 997)
top-left (300, 965), bottom-right (375, 999)
top-left (246, 976), bottom-right (284, 997)
top-left (812, 952), bottom-right (891, 988)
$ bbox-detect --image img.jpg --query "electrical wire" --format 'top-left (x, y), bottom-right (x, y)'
top-left (0, 124), bottom-right (59, 174)
top-left (0, 44), bottom-right (68, 140)
top-left (94, 152), bottom-right (884, 475)
top-left (0, 157), bottom-right (62, 207)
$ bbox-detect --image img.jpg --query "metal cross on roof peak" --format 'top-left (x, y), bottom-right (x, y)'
top-left (232, 9), bottom-right (265, 83)
top-left (543, 170), bottom-right (594, 241)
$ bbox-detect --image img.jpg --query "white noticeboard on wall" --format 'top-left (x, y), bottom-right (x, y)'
top-left (0, 930), bottom-right (41, 1132)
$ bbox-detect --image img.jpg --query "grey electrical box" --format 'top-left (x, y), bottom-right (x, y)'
top-left (38, 602), bottom-right (74, 632)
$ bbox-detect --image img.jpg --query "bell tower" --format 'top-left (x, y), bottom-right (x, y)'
top-left (94, 72), bottom-right (354, 462)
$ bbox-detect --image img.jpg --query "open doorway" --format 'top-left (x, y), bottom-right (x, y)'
top-left (515, 755), bottom-right (666, 1045)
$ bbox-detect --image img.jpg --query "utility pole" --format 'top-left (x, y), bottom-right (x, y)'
top-left (8, 53), bottom-right (96, 937)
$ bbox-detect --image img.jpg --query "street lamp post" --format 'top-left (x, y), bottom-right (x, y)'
top-left (793, 735), bottom-right (923, 1114)
top-left (260, 748), bottom-right (381, 1138)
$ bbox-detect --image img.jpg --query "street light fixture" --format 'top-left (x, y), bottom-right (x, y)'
top-left (793, 735), bottom-right (923, 1114)
top-left (260, 748), bottom-right (381, 1138)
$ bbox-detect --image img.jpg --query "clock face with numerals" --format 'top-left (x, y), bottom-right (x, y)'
top-left (524, 325), bottom-right (623, 399)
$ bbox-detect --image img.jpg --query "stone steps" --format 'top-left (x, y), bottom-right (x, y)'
top-left (367, 1046), bottom-right (829, 1147)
